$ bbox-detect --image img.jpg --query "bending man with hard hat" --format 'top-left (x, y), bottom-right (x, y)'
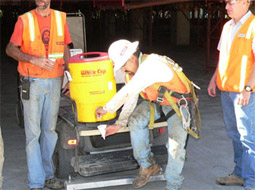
top-left (96, 39), bottom-right (195, 190)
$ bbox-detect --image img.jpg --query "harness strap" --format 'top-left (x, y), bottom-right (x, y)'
top-left (149, 102), bottom-right (155, 129)
top-left (153, 84), bottom-right (182, 118)
top-left (156, 86), bottom-right (192, 103)
top-left (157, 86), bottom-right (167, 103)
top-left (149, 84), bottom-right (201, 139)
top-left (149, 84), bottom-right (182, 129)
top-left (171, 91), bottom-right (192, 99)
top-left (163, 109), bottom-right (176, 121)
top-left (189, 84), bottom-right (201, 138)
top-left (163, 91), bottom-right (182, 118)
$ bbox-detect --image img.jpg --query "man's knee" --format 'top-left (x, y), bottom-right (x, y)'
top-left (128, 117), bottom-right (145, 132)
top-left (128, 113), bottom-right (150, 132)
top-left (128, 101), bottom-right (151, 131)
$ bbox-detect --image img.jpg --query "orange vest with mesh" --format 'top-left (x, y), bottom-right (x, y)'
top-left (18, 9), bottom-right (66, 78)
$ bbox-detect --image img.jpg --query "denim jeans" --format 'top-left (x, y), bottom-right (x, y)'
top-left (221, 91), bottom-right (255, 189)
top-left (0, 127), bottom-right (4, 190)
top-left (22, 77), bottom-right (61, 189)
top-left (128, 100), bottom-right (188, 190)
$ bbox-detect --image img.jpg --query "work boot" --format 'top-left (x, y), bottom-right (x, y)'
top-left (216, 174), bottom-right (244, 186)
top-left (45, 178), bottom-right (64, 189)
top-left (133, 164), bottom-right (161, 188)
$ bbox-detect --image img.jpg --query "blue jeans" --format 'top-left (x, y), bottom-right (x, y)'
top-left (221, 91), bottom-right (255, 189)
top-left (128, 101), bottom-right (188, 190)
top-left (22, 77), bottom-right (61, 189)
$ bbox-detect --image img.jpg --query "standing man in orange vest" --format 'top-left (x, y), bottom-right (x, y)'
top-left (6, 0), bottom-right (72, 189)
top-left (208, 1), bottom-right (255, 190)
top-left (96, 39), bottom-right (195, 190)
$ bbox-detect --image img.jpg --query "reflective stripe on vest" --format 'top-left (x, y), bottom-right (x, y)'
top-left (26, 10), bottom-right (63, 42)
top-left (26, 12), bottom-right (35, 41)
top-left (48, 53), bottom-right (64, 62)
top-left (54, 10), bottom-right (63, 36)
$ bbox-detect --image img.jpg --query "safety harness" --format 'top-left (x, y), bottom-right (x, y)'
top-left (142, 55), bottom-right (201, 139)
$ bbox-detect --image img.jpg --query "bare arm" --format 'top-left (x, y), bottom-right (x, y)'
top-left (103, 94), bottom-right (139, 137)
top-left (63, 44), bottom-right (70, 71)
top-left (6, 42), bottom-right (55, 71)
top-left (61, 44), bottom-right (71, 94)
top-left (207, 66), bottom-right (218, 97)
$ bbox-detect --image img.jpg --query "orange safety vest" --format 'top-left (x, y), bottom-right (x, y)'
top-left (18, 9), bottom-right (66, 78)
top-left (217, 14), bottom-right (255, 92)
top-left (126, 54), bottom-right (190, 105)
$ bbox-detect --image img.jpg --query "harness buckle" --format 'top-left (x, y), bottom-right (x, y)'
top-left (156, 96), bottom-right (164, 103)
top-left (157, 86), bottom-right (167, 103)
top-left (178, 96), bottom-right (191, 130)
top-left (178, 95), bottom-right (188, 107)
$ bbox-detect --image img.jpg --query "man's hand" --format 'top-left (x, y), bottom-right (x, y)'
top-left (237, 91), bottom-right (251, 106)
top-left (208, 79), bottom-right (217, 97)
top-left (30, 57), bottom-right (55, 71)
top-left (62, 82), bottom-right (70, 97)
top-left (95, 107), bottom-right (107, 119)
top-left (5, 42), bottom-right (54, 71)
top-left (105, 124), bottom-right (122, 137)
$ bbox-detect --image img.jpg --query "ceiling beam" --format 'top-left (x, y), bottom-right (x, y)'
top-left (125, 0), bottom-right (194, 10)
top-left (95, 0), bottom-right (225, 10)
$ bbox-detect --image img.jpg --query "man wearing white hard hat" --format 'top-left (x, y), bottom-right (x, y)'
top-left (96, 39), bottom-right (194, 190)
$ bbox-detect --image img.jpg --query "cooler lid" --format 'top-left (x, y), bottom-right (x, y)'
top-left (69, 52), bottom-right (110, 63)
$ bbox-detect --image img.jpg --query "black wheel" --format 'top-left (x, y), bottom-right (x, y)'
top-left (53, 143), bottom-right (75, 179)
top-left (16, 99), bottom-right (24, 128)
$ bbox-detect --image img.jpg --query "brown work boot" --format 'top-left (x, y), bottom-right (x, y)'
top-left (45, 178), bottom-right (64, 189)
top-left (216, 174), bottom-right (244, 186)
top-left (132, 164), bottom-right (161, 188)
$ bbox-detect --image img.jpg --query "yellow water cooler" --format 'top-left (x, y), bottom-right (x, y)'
top-left (68, 52), bottom-right (116, 123)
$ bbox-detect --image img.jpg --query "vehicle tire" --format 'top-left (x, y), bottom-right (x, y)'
top-left (16, 99), bottom-right (24, 128)
top-left (54, 143), bottom-right (75, 179)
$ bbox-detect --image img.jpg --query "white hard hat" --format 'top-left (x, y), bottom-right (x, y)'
top-left (108, 39), bottom-right (139, 73)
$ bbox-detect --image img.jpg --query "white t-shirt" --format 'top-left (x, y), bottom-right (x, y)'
top-left (218, 11), bottom-right (255, 56)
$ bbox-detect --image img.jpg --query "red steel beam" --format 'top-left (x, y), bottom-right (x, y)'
top-left (126, 0), bottom-right (193, 10)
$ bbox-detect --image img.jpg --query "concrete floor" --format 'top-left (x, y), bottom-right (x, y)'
top-left (0, 45), bottom-right (244, 190)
